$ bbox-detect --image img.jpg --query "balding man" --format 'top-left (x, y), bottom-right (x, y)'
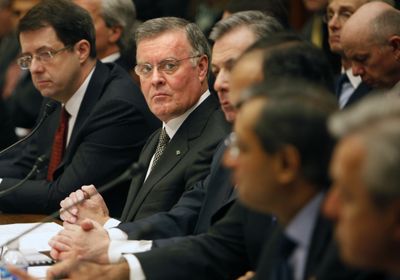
top-left (341, 1), bottom-right (400, 90)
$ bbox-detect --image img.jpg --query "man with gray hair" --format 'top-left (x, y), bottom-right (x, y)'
top-left (210, 10), bottom-right (283, 122)
top-left (340, 1), bottom-right (400, 90)
top-left (324, 94), bottom-right (400, 278)
top-left (54, 16), bottom-right (229, 235)
top-left (74, 0), bottom-right (137, 71)
top-left (48, 10), bottom-right (282, 264)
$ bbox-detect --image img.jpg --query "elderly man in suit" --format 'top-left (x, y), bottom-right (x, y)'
top-left (0, 0), bottom-right (160, 216)
top-left (340, 1), bottom-right (400, 91)
top-left (325, 0), bottom-right (375, 109)
top-left (56, 15), bottom-right (229, 231)
top-left (47, 11), bottom-right (282, 262)
top-left (324, 95), bottom-right (400, 279)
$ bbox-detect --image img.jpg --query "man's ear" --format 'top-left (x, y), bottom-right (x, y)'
top-left (197, 55), bottom-right (209, 83)
top-left (75, 39), bottom-right (91, 63)
top-left (109, 25), bottom-right (123, 44)
top-left (389, 35), bottom-right (400, 61)
top-left (275, 145), bottom-right (301, 185)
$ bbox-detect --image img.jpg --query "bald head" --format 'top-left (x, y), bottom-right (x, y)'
top-left (340, 1), bottom-right (400, 89)
top-left (342, 1), bottom-right (394, 45)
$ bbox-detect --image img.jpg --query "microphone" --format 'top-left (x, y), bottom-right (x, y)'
top-left (0, 154), bottom-right (48, 199)
top-left (0, 101), bottom-right (57, 157)
top-left (0, 161), bottom-right (144, 249)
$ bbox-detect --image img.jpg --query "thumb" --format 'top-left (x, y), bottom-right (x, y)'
top-left (80, 219), bottom-right (95, 231)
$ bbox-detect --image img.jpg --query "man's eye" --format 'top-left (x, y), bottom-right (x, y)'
top-left (142, 65), bottom-right (152, 73)
top-left (163, 62), bottom-right (177, 71)
top-left (38, 52), bottom-right (52, 60)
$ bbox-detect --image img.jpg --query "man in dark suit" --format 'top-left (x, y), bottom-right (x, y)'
top-left (56, 16), bottom-right (229, 228)
top-left (340, 1), bottom-right (400, 91)
top-left (0, 0), bottom-right (160, 216)
top-left (47, 11), bottom-right (281, 261)
top-left (325, 0), bottom-right (372, 109)
top-left (21, 81), bottom-right (377, 280)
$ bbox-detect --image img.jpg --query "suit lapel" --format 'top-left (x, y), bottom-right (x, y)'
top-left (343, 82), bottom-right (371, 108)
top-left (53, 61), bottom-right (110, 178)
top-left (123, 95), bottom-right (219, 221)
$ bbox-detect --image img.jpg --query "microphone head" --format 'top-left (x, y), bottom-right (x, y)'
top-left (44, 101), bottom-right (58, 116)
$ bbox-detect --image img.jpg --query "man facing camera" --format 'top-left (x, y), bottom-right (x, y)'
top-left (0, 0), bottom-right (160, 216)
top-left (57, 16), bottom-right (230, 227)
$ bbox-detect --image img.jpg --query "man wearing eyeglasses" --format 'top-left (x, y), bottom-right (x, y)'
top-left (0, 0), bottom-right (160, 216)
top-left (57, 16), bottom-right (229, 227)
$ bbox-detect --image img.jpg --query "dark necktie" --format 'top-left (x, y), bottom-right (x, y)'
top-left (47, 107), bottom-right (69, 181)
top-left (271, 234), bottom-right (297, 280)
top-left (336, 73), bottom-right (349, 96)
top-left (150, 128), bottom-right (169, 172)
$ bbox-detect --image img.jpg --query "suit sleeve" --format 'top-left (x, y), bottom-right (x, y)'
top-left (119, 177), bottom-right (207, 240)
top-left (134, 203), bottom-right (256, 280)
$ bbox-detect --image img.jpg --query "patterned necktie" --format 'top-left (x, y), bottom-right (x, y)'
top-left (150, 128), bottom-right (170, 172)
top-left (47, 107), bottom-right (69, 181)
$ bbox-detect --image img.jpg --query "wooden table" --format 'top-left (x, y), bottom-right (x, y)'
top-left (0, 214), bottom-right (61, 224)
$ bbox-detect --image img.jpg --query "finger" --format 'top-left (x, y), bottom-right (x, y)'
top-left (80, 219), bottom-right (95, 231)
top-left (81, 185), bottom-right (98, 197)
top-left (61, 197), bottom-right (78, 216)
top-left (49, 248), bottom-right (60, 260)
top-left (60, 209), bottom-right (77, 224)
top-left (47, 259), bottom-right (76, 279)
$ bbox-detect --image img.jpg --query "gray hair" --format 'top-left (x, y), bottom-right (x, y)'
top-left (329, 94), bottom-right (400, 206)
top-left (100, 0), bottom-right (136, 53)
top-left (135, 17), bottom-right (211, 72)
top-left (370, 6), bottom-right (400, 45)
top-left (209, 10), bottom-right (284, 42)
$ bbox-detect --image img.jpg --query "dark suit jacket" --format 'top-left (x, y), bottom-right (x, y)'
top-left (0, 98), bottom-right (17, 150)
top-left (255, 214), bottom-right (384, 280)
top-left (335, 77), bottom-right (371, 109)
top-left (0, 61), bottom-right (160, 215)
top-left (135, 203), bottom-right (382, 280)
top-left (120, 94), bottom-right (230, 222)
top-left (118, 141), bottom-right (235, 245)
top-left (135, 202), bottom-right (275, 280)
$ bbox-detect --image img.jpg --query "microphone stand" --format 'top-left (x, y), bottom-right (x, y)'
top-left (0, 155), bottom-right (48, 199)
top-left (0, 162), bottom-right (143, 249)
top-left (0, 101), bottom-right (57, 157)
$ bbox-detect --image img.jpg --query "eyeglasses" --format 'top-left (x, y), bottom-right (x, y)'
top-left (322, 11), bottom-right (353, 24)
top-left (224, 132), bottom-right (240, 159)
top-left (135, 55), bottom-right (201, 78)
top-left (17, 46), bottom-right (72, 70)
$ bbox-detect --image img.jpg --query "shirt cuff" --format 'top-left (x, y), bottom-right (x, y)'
top-left (107, 227), bottom-right (128, 241)
top-left (108, 240), bottom-right (152, 263)
top-left (123, 254), bottom-right (146, 280)
top-left (103, 218), bottom-right (121, 229)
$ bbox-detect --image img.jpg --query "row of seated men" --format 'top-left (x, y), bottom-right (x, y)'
top-left (0, 0), bottom-right (400, 279)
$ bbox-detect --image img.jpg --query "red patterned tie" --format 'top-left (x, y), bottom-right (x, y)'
top-left (47, 107), bottom-right (69, 181)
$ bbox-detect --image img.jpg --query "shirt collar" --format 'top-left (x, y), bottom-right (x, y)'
top-left (163, 90), bottom-right (210, 139)
top-left (285, 193), bottom-right (325, 251)
top-left (343, 67), bottom-right (362, 89)
top-left (101, 52), bottom-right (121, 63)
top-left (64, 66), bottom-right (96, 117)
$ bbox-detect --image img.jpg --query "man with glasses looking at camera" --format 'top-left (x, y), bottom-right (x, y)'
top-left (0, 0), bottom-right (160, 216)
top-left (57, 16), bottom-right (229, 226)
